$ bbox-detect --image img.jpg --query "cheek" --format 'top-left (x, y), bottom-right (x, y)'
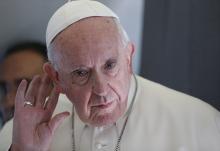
top-left (63, 84), bottom-right (92, 117)
top-left (65, 87), bottom-right (90, 104)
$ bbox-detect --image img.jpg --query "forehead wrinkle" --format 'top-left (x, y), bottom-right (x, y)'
top-left (51, 17), bottom-right (124, 71)
top-left (53, 17), bottom-right (121, 47)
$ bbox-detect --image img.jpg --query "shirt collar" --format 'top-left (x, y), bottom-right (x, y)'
top-left (123, 74), bottom-right (136, 118)
top-left (115, 74), bottom-right (137, 131)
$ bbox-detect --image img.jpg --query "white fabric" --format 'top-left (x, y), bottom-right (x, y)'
top-left (46, 0), bottom-right (119, 47)
top-left (1, 75), bottom-right (220, 151)
top-left (79, 124), bottom-right (118, 151)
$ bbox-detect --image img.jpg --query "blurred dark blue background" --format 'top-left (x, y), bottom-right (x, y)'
top-left (141, 0), bottom-right (220, 110)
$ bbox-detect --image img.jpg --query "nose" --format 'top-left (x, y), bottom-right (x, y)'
top-left (92, 73), bottom-right (109, 96)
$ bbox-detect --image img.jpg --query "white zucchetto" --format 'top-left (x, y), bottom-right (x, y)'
top-left (46, 0), bottom-right (119, 47)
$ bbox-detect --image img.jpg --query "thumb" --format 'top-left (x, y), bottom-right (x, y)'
top-left (48, 111), bottom-right (70, 134)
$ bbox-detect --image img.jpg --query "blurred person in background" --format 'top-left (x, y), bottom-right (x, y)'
top-left (0, 42), bottom-right (47, 129)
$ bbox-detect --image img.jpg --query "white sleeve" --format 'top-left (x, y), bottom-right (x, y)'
top-left (0, 119), bottom-right (13, 151)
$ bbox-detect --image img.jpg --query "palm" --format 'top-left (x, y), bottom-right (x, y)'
top-left (15, 108), bottom-right (51, 150)
top-left (12, 75), bottom-right (69, 151)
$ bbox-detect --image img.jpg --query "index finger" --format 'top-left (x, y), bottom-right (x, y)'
top-left (15, 79), bottom-right (28, 109)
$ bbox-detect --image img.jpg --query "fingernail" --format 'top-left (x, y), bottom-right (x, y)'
top-left (21, 79), bottom-right (27, 84)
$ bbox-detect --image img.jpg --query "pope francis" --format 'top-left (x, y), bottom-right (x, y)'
top-left (0, 0), bottom-right (220, 151)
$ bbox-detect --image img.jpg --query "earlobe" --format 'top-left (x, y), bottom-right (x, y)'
top-left (43, 62), bottom-right (63, 93)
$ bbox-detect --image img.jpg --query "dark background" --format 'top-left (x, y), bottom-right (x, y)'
top-left (141, 0), bottom-right (220, 110)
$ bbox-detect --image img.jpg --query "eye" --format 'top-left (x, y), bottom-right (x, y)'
top-left (74, 69), bottom-right (89, 77)
top-left (105, 60), bottom-right (117, 70)
top-left (71, 68), bottom-right (90, 85)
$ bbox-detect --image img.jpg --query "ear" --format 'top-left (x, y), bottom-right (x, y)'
top-left (43, 62), bottom-right (63, 93)
top-left (126, 42), bottom-right (135, 73)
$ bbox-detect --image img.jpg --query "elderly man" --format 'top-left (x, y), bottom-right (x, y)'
top-left (0, 1), bottom-right (220, 151)
top-left (0, 42), bottom-right (47, 129)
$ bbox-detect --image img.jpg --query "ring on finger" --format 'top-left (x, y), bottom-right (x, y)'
top-left (24, 101), bottom-right (34, 107)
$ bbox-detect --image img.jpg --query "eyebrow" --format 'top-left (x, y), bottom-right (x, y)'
top-left (106, 57), bottom-right (117, 62)
top-left (105, 56), bottom-right (118, 64)
top-left (69, 56), bottom-right (119, 73)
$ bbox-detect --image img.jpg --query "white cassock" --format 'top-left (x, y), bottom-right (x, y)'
top-left (0, 75), bottom-right (220, 151)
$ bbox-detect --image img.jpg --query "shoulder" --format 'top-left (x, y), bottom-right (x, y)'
top-left (126, 75), bottom-right (220, 150)
top-left (135, 75), bottom-right (218, 114)
top-left (133, 75), bottom-right (220, 129)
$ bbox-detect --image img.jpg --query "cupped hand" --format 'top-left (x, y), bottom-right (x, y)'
top-left (11, 74), bottom-right (69, 151)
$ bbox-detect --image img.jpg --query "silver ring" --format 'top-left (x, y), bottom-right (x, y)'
top-left (24, 101), bottom-right (34, 107)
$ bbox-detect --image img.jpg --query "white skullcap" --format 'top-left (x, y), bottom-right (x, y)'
top-left (46, 0), bottom-right (119, 47)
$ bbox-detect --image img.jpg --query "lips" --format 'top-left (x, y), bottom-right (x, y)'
top-left (92, 101), bottom-right (114, 109)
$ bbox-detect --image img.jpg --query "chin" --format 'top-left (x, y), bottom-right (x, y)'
top-left (89, 108), bottom-right (124, 127)
top-left (90, 113), bottom-right (118, 127)
top-left (87, 100), bottom-right (127, 127)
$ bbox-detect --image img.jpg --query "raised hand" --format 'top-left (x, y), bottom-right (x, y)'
top-left (11, 74), bottom-right (69, 151)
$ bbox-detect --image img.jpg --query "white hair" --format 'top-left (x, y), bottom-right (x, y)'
top-left (113, 18), bottom-right (130, 48)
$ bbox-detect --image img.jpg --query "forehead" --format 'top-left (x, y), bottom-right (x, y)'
top-left (0, 50), bottom-right (44, 81)
top-left (51, 17), bottom-right (123, 69)
top-left (53, 17), bottom-right (121, 47)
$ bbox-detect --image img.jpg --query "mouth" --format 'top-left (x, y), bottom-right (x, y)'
top-left (92, 101), bottom-right (114, 109)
